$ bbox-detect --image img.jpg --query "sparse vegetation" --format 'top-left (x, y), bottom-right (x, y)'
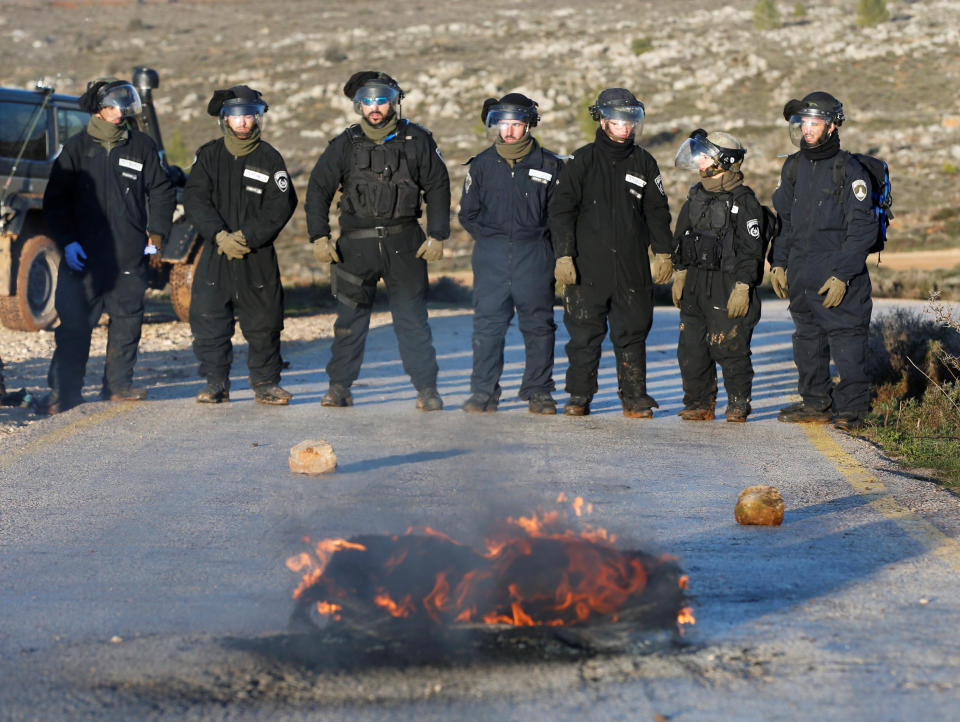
top-left (753, 0), bottom-right (782, 30)
top-left (864, 295), bottom-right (960, 487)
top-left (856, 0), bottom-right (890, 27)
top-left (631, 36), bottom-right (653, 55)
top-left (163, 127), bottom-right (193, 172)
top-left (943, 162), bottom-right (958, 175)
top-left (793, 2), bottom-right (806, 18)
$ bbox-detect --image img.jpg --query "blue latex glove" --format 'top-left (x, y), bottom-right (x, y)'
top-left (64, 242), bottom-right (86, 271)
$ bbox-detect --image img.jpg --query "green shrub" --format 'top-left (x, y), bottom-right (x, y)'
top-left (792, 2), bottom-right (806, 17)
top-left (753, 0), bottom-right (782, 30)
top-left (943, 162), bottom-right (959, 175)
top-left (856, 0), bottom-right (889, 27)
top-left (631, 36), bottom-right (653, 55)
top-left (865, 295), bottom-right (960, 486)
top-left (163, 127), bottom-right (193, 171)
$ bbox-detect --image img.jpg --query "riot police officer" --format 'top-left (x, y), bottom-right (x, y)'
top-left (549, 88), bottom-right (673, 417)
top-left (672, 129), bottom-right (764, 422)
top-left (183, 85), bottom-right (298, 405)
top-left (458, 93), bottom-right (562, 414)
top-left (306, 71), bottom-right (450, 411)
top-left (43, 78), bottom-right (176, 413)
top-left (770, 92), bottom-right (878, 430)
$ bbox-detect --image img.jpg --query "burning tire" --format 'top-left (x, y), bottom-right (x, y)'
top-left (0, 233), bottom-right (60, 331)
top-left (168, 250), bottom-right (201, 323)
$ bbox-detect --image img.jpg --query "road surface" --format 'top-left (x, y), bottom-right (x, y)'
top-left (1, 299), bottom-right (958, 720)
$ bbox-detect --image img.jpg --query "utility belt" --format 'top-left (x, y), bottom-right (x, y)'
top-left (678, 229), bottom-right (723, 271)
top-left (341, 222), bottom-right (416, 241)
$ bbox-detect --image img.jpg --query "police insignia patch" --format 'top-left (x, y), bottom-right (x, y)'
top-left (274, 171), bottom-right (289, 192)
top-left (655, 174), bottom-right (665, 196)
top-left (852, 179), bottom-right (868, 202)
top-left (463, 171), bottom-right (472, 194)
top-left (747, 219), bottom-right (760, 238)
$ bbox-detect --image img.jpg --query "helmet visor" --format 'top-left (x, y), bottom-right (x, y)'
top-left (788, 112), bottom-right (831, 147)
top-left (485, 107), bottom-right (531, 143)
top-left (100, 83), bottom-right (142, 118)
top-left (353, 84), bottom-right (400, 107)
top-left (220, 101), bottom-right (266, 132)
top-left (674, 137), bottom-right (719, 171)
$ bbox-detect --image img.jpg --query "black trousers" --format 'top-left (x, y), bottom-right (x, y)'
top-left (326, 225), bottom-right (439, 391)
top-left (189, 245), bottom-right (284, 387)
top-left (562, 282), bottom-right (656, 406)
top-left (470, 237), bottom-right (555, 399)
top-left (788, 265), bottom-right (872, 415)
top-left (48, 263), bottom-right (146, 396)
top-left (677, 268), bottom-right (760, 410)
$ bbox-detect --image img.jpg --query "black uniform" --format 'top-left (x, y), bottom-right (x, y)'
top-left (305, 119), bottom-right (450, 392)
top-left (771, 149), bottom-right (877, 417)
top-left (458, 141), bottom-right (561, 400)
top-left (549, 129), bottom-right (672, 407)
top-left (673, 183), bottom-right (764, 412)
top-left (183, 138), bottom-right (297, 388)
top-left (44, 127), bottom-right (176, 399)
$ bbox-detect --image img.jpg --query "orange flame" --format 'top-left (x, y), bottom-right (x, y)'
top-left (287, 499), bottom-right (689, 629)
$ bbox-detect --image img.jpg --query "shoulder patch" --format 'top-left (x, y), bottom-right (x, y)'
top-left (435, 147), bottom-right (444, 162)
top-left (852, 178), bottom-right (868, 202)
top-left (463, 171), bottom-right (472, 195)
top-left (655, 174), bottom-right (665, 196)
top-left (746, 218), bottom-right (760, 238)
top-left (274, 170), bottom-right (290, 192)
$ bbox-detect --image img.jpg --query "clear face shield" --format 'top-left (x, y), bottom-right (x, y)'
top-left (485, 108), bottom-right (531, 144)
top-left (674, 136), bottom-right (719, 172)
top-left (599, 105), bottom-right (644, 140)
top-left (219, 101), bottom-right (266, 136)
top-left (353, 84), bottom-right (400, 118)
top-left (789, 111), bottom-right (832, 147)
top-left (100, 83), bottom-right (143, 118)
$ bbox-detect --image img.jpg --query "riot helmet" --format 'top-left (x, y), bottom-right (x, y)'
top-left (207, 85), bottom-right (268, 136)
top-left (589, 88), bottom-right (644, 141)
top-left (481, 92), bottom-right (539, 144)
top-left (78, 79), bottom-right (143, 119)
top-left (783, 91), bottom-right (844, 147)
top-left (344, 70), bottom-right (404, 120)
top-left (675, 129), bottom-right (745, 174)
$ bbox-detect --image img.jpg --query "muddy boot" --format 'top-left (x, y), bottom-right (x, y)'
top-left (416, 387), bottom-right (443, 412)
top-left (778, 402), bottom-right (831, 424)
top-left (253, 382), bottom-right (292, 405)
top-left (44, 389), bottom-right (84, 415)
top-left (100, 385), bottom-right (147, 401)
top-left (196, 381), bottom-right (230, 404)
top-left (725, 403), bottom-right (750, 423)
top-left (321, 384), bottom-right (353, 407)
top-left (678, 406), bottom-right (715, 421)
top-left (623, 398), bottom-right (655, 419)
top-left (833, 412), bottom-right (865, 431)
top-left (527, 391), bottom-right (557, 416)
top-left (563, 395), bottom-right (591, 416)
top-left (462, 387), bottom-right (500, 413)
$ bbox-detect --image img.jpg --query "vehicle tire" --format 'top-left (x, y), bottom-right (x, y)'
top-left (0, 233), bottom-right (60, 331)
top-left (169, 250), bottom-right (201, 323)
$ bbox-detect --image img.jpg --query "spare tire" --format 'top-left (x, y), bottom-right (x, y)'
top-left (0, 233), bottom-right (60, 331)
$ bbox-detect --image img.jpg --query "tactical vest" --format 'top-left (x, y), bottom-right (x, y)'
top-left (339, 120), bottom-right (422, 222)
top-left (677, 185), bottom-right (741, 273)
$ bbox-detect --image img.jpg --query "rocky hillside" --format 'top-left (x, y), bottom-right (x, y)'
top-left (2, 0), bottom-right (959, 283)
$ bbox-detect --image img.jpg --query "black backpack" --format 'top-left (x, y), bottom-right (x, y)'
top-left (785, 150), bottom-right (893, 254)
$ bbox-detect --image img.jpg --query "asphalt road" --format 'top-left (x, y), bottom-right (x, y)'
top-left (1, 299), bottom-right (959, 721)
